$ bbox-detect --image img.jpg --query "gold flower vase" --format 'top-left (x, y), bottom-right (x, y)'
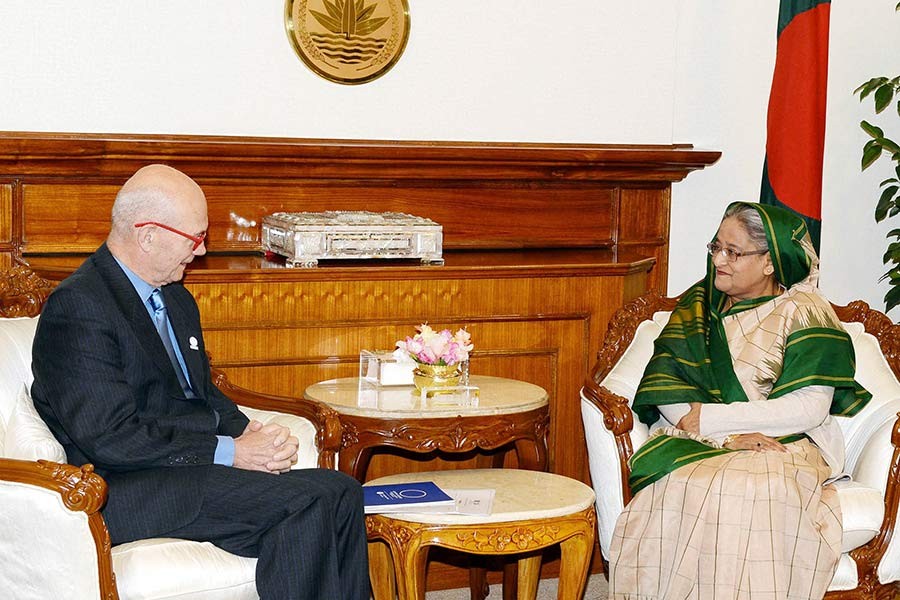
top-left (412, 363), bottom-right (461, 392)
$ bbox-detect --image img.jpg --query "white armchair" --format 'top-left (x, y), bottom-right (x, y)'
top-left (0, 266), bottom-right (343, 600)
top-left (581, 291), bottom-right (900, 600)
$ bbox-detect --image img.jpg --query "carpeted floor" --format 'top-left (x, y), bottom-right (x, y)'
top-left (424, 573), bottom-right (609, 599)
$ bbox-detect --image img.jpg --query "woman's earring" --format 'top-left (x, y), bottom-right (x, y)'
top-left (764, 266), bottom-right (774, 276)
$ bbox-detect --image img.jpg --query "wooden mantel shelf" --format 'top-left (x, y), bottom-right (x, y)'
top-left (23, 249), bottom-right (656, 284)
top-left (0, 131), bottom-right (719, 182)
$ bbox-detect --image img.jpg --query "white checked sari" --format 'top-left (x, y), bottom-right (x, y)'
top-left (608, 437), bottom-right (841, 600)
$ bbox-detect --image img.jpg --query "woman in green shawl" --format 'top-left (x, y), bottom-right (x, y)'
top-left (608, 202), bottom-right (870, 600)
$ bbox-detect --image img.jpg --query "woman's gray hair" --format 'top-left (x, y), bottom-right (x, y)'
top-left (722, 203), bottom-right (769, 251)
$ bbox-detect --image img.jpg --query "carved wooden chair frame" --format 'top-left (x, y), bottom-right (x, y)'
top-left (582, 290), bottom-right (900, 600)
top-left (0, 265), bottom-right (344, 599)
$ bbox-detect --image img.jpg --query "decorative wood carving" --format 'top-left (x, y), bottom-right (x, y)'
top-left (592, 290), bottom-right (677, 385)
top-left (455, 524), bottom-right (563, 552)
top-left (0, 458), bottom-right (119, 599)
top-left (335, 407), bottom-right (550, 481)
top-left (0, 264), bottom-right (54, 318)
top-left (834, 300), bottom-right (900, 380)
top-left (584, 291), bottom-right (900, 600)
top-left (581, 380), bottom-right (637, 505)
top-left (41, 461), bottom-right (108, 513)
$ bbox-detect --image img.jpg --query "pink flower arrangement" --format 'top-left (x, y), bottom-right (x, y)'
top-left (396, 324), bottom-right (473, 366)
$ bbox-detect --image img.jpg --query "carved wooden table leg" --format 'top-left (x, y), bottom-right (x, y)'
top-left (513, 433), bottom-right (548, 471)
top-left (395, 532), bottom-right (430, 600)
top-left (556, 521), bottom-right (594, 600)
top-left (341, 442), bottom-right (374, 482)
top-left (470, 450), bottom-right (505, 600)
top-left (468, 565), bottom-right (490, 600)
top-left (368, 540), bottom-right (396, 600)
top-left (516, 554), bottom-right (543, 599)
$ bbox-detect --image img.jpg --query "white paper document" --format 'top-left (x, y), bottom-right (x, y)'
top-left (444, 488), bottom-right (495, 516)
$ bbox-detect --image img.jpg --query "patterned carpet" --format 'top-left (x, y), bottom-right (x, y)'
top-left (424, 573), bottom-right (609, 599)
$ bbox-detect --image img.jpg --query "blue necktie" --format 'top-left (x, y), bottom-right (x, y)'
top-left (148, 289), bottom-right (194, 397)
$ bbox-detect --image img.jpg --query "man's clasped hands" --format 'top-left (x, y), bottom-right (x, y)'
top-left (233, 420), bottom-right (300, 473)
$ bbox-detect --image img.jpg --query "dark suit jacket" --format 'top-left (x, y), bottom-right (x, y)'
top-left (31, 243), bottom-right (249, 542)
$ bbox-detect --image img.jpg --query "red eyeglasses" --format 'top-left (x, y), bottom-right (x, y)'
top-left (135, 222), bottom-right (207, 251)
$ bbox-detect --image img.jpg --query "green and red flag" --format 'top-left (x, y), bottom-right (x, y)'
top-left (760, 0), bottom-right (831, 253)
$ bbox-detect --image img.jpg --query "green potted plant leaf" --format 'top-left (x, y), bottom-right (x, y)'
top-left (855, 16), bottom-right (900, 312)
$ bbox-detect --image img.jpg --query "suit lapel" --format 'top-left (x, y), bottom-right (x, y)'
top-left (92, 244), bottom-right (186, 395)
top-left (159, 285), bottom-right (205, 399)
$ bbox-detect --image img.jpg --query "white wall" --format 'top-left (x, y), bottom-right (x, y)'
top-left (669, 0), bottom-right (900, 319)
top-left (0, 1), bottom-right (678, 142)
top-left (0, 0), bottom-right (897, 318)
top-left (822, 0), bottom-right (899, 316)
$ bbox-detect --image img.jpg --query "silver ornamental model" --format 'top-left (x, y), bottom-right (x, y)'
top-left (261, 210), bottom-right (443, 267)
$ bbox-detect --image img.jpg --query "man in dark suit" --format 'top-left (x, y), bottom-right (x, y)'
top-left (31, 164), bottom-right (370, 599)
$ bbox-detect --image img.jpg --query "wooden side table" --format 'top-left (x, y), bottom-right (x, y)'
top-left (303, 376), bottom-right (550, 481)
top-left (365, 469), bottom-right (596, 600)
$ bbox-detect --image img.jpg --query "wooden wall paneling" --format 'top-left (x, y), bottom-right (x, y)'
top-left (201, 181), bottom-right (619, 251)
top-left (0, 133), bottom-right (720, 273)
top-left (188, 265), bottom-right (651, 484)
top-left (18, 179), bottom-right (619, 253)
top-left (0, 182), bottom-right (12, 270)
top-left (617, 185), bottom-right (672, 292)
top-left (22, 183), bottom-right (118, 253)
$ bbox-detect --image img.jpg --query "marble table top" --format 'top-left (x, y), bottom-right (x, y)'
top-left (364, 469), bottom-right (595, 525)
top-left (304, 375), bottom-right (548, 418)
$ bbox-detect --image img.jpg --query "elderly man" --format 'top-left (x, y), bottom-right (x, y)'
top-left (31, 164), bottom-right (369, 599)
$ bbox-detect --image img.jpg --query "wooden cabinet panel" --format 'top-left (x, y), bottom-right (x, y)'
top-left (0, 183), bottom-right (11, 271)
top-left (204, 182), bottom-right (618, 251)
top-left (618, 186), bottom-right (672, 291)
top-left (2, 133), bottom-right (719, 268)
top-left (19, 181), bottom-right (618, 254)
top-left (618, 186), bottom-right (670, 242)
top-left (22, 184), bottom-right (117, 253)
top-left (190, 268), bottom-right (646, 483)
top-left (0, 183), bottom-right (11, 245)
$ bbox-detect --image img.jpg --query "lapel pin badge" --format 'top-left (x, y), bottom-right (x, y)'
top-left (189, 336), bottom-right (199, 350)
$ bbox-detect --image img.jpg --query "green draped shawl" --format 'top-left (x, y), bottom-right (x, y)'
top-left (627, 202), bottom-right (870, 495)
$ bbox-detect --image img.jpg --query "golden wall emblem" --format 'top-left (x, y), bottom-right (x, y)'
top-left (285, 0), bottom-right (410, 85)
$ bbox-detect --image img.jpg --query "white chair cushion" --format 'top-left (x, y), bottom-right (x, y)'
top-left (832, 479), bottom-right (883, 552)
top-left (581, 390), bottom-right (624, 559)
top-left (0, 480), bottom-right (102, 600)
top-left (838, 322), bottom-right (900, 475)
top-left (0, 316), bottom-right (39, 428)
top-left (112, 538), bottom-right (258, 600)
top-left (0, 397), bottom-right (6, 448)
top-left (599, 312), bottom-right (670, 402)
top-left (3, 384), bottom-right (66, 462)
top-left (830, 553), bottom-right (859, 591)
top-left (584, 311), bottom-right (669, 557)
